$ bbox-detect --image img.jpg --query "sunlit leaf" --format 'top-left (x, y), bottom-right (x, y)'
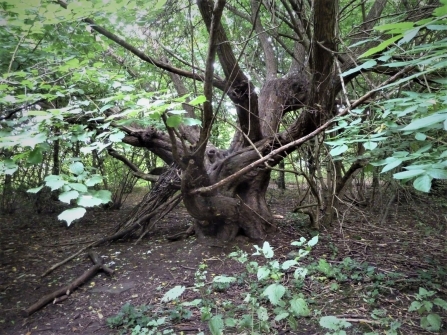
top-left (59, 190), bottom-right (79, 204)
top-left (161, 285), bottom-right (185, 302)
top-left (413, 174), bottom-right (432, 192)
top-left (58, 207), bottom-right (86, 226)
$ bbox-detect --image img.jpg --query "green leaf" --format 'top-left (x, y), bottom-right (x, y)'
top-left (262, 283), bottom-right (285, 305)
top-left (46, 179), bottom-right (65, 191)
top-left (433, 298), bottom-right (447, 310)
top-left (342, 60), bottom-right (377, 77)
top-left (27, 185), bottom-right (44, 194)
top-left (68, 183), bottom-right (88, 192)
top-left (262, 241), bottom-right (274, 258)
top-left (363, 141), bottom-right (378, 150)
top-left (360, 35), bottom-right (402, 58)
top-left (330, 144), bottom-right (348, 156)
top-left (58, 207), bottom-right (86, 226)
top-left (421, 313), bottom-right (441, 331)
top-left (393, 169), bottom-right (425, 179)
top-left (189, 95), bottom-right (207, 106)
top-left (402, 113), bottom-right (447, 131)
top-left (375, 22), bottom-right (415, 32)
top-left (413, 174), bottom-right (432, 192)
top-left (257, 306), bottom-right (269, 321)
top-left (77, 194), bottom-right (103, 207)
top-left (307, 235), bottom-right (319, 247)
top-left (208, 315), bottom-right (224, 335)
top-left (281, 260), bottom-right (298, 270)
top-left (290, 298), bottom-right (310, 317)
top-left (161, 285), bottom-right (185, 302)
top-left (69, 162), bottom-right (84, 175)
top-left (257, 266), bottom-right (270, 280)
top-left (427, 168), bottom-right (447, 179)
top-left (398, 27), bottom-right (420, 45)
top-left (213, 275), bottom-right (236, 283)
top-left (294, 267), bottom-right (308, 279)
top-left (381, 159), bottom-right (402, 173)
top-left (59, 190), bottom-right (79, 204)
top-left (85, 175), bottom-right (103, 187)
top-left (415, 132), bottom-right (427, 141)
top-left (183, 117), bottom-right (202, 126)
top-left (109, 131), bottom-right (125, 142)
top-left (319, 316), bottom-right (352, 330)
top-left (94, 190), bottom-right (112, 203)
top-left (27, 148), bottom-right (43, 164)
top-left (166, 115), bottom-right (182, 127)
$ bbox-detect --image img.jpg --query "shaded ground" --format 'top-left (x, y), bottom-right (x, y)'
top-left (0, 186), bottom-right (447, 334)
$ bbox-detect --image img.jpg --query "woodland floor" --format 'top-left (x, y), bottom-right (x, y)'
top-left (0, 185), bottom-right (447, 335)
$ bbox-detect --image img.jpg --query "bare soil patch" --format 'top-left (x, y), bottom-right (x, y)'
top-left (0, 187), bottom-right (446, 334)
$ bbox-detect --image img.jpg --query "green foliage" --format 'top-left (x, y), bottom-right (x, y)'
top-left (319, 316), bottom-right (352, 335)
top-left (408, 287), bottom-right (447, 332)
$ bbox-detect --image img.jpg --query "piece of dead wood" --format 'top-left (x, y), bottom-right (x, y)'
top-left (24, 251), bottom-right (113, 317)
top-left (166, 225), bottom-right (195, 241)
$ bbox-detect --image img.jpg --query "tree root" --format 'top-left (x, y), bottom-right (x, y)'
top-left (166, 225), bottom-right (195, 241)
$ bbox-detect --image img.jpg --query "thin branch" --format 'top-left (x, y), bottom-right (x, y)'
top-left (191, 66), bottom-right (413, 195)
top-left (55, 0), bottom-right (226, 91)
top-left (107, 148), bottom-right (158, 182)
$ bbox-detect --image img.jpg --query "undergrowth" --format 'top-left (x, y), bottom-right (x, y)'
top-left (107, 236), bottom-right (447, 335)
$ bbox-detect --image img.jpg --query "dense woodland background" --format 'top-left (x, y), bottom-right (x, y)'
top-left (1, 0), bottom-right (447, 334)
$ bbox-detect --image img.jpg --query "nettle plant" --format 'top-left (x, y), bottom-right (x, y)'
top-left (108, 236), bottom-right (319, 335)
top-left (408, 287), bottom-right (447, 332)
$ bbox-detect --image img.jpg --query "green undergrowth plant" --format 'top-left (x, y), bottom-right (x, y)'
top-left (108, 236), bottom-right (319, 335)
top-left (408, 287), bottom-right (447, 332)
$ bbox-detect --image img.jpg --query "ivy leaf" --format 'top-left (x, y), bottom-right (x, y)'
top-left (58, 207), bottom-right (86, 226)
top-left (413, 174), bottom-right (432, 192)
top-left (262, 283), bottom-right (285, 305)
top-left (59, 190), bottom-right (79, 204)
top-left (161, 285), bottom-right (185, 302)
top-left (69, 162), bottom-right (84, 175)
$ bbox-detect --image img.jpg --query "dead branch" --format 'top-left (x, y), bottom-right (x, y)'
top-left (25, 251), bottom-right (113, 317)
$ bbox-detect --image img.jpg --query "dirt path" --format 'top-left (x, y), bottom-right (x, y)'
top-left (1, 187), bottom-right (446, 334)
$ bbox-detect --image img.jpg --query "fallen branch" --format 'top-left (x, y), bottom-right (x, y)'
top-left (25, 251), bottom-right (113, 317)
